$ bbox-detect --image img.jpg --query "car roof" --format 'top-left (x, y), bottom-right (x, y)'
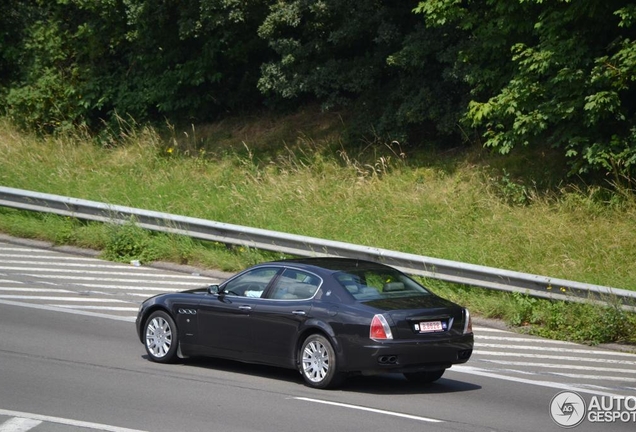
top-left (267, 257), bottom-right (392, 274)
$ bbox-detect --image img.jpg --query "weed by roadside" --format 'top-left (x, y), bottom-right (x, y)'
top-left (427, 280), bottom-right (636, 346)
top-left (101, 221), bottom-right (159, 264)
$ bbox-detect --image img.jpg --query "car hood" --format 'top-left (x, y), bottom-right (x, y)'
top-left (182, 286), bottom-right (210, 294)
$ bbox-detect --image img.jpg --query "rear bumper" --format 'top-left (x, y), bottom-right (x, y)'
top-left (339, 333), bottom-right (473, 374)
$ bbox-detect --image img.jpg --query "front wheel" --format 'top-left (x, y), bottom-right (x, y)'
top-left (299, 334), bottom-right (344, 389)
top-left (144, 310), bottom-right (179, 363)
top-left (404, 369), bottom-right (445, 384)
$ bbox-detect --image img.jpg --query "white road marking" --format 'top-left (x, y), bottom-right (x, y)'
top-left (0, 259), bottom-right (124, 266)
top-left (11, 273), bottom-right (208, 286)
top-left (479, 359), bottom-right (636, 374)
top-left (0, 296), bottom-right (126, 302)
top-left (474, 351), bottom-right (636, 365)
top-left (451, 365), bottom-right (626, 398)
top-left (67, 284), bottom-right (181, 292)
top-left (51, 305), bottom-right (139, 311)
top-left (0, 266), bottom-right (212, 280)
top-left (0, 243), bottom-right (69, 255)
top-left (475, 335), bottom-right (581, 345)
top-left (0, 417), bottom-right (42, 432)
top-left (0, 299), bottom-right (136, 322)
top-left (0, 255), bottom-right (99, 262)
top-left (0, 288), bottom-right (73, 293)
top-left (533, 372), bottom-right (636, 382)
top-left (293, 397), bottom-right (443, 423)
top-left (474, 365), bottom-right (636, 382)
top-left (0, 247), bottom-right (99, 255)
top-left (0, 408), bottom-right (146, 432)
top-left (0, 283), bottom-right (180, 292)
top-left (577, 383), bottom-right (635, 393)
top-left (477, 343), bottom-right (636, 357)
top-left (472, 326), bottom-right (509, 333)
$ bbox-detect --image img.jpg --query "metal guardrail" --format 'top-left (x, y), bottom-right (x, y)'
top-left (1, 186), bottom-right (635, 309)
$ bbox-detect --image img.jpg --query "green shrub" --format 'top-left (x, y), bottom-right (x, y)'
top-left (101, 221), bottom-right (158, 264)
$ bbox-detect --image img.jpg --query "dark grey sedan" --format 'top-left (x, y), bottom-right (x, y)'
top-left (136, 258), bottom-right (473, 389)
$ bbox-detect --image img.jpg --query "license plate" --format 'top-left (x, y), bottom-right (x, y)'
top-left (416, 321), bottom-right (443, 333)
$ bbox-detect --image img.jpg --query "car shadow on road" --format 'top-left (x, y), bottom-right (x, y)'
top-left (171, 356), bottom-right (481, 395)
top-left (339, 373), bottom-right (482, 395)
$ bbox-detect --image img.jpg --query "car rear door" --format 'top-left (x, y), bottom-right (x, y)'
top-left (248, 268), bottom-right (321, 366)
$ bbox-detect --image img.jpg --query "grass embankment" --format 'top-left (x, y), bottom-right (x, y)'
top-left (0, 112), bottom-right (635, 345)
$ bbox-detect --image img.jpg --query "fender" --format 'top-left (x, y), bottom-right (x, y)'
top-left (137, 296), bottom-right (202, 345)
top-left (295, 318), bottom-right (347, 369)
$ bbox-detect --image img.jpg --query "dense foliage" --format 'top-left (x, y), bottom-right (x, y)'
top-left (2, 0), bottom-right (270, 133)
top-left (1, 0), bottom-right (636, 183)
top-left (417, 0), bottom-right (636, 180)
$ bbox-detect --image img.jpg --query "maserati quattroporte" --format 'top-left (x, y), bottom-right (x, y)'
top-left (136, 258), bottom-right (473, 389)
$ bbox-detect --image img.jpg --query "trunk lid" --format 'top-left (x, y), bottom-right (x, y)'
top-left (361, 295), bottom-right (466, 339)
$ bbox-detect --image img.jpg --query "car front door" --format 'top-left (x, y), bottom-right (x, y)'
top-left (196, 266), bottom-right (281, 358)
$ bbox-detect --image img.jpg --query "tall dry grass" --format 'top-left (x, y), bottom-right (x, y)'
top-left (1, 115), bottom-right (635, 290)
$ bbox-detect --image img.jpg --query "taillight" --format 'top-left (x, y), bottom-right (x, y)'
top-left (463, 308), bottom-right (473, 334)
top-left (370, 314), bottom-right (393, 341)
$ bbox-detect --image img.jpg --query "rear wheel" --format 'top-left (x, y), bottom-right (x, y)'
top-left (299, 334), bottom-right (343, 389)
top-left (403, 369), bottom-right (445, 384)
top-left (144, 311), bottom-right (179, 363)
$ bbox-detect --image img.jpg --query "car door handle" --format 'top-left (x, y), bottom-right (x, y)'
top-left (292, 310), bottom-right (306, 316)
top-left (238, 305), bottom-right (252, 311)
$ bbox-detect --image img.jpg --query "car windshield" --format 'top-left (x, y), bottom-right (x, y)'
top-left (334, 267), bottom-right (431, 300)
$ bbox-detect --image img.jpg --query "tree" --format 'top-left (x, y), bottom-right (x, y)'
top-left (3, 0), bottom-right (271, 133)
top-left (258, 0), bottom-right (442, 142)
top-left (0, 1), bottom-right (40, 111)
top-left (417, 0), bottom-right (636, 182)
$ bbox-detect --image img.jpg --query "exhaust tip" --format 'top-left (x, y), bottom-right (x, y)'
top-left (378, 355), bottom-right (398, 365)
top-left (458, 349), bottom-right (472, 360)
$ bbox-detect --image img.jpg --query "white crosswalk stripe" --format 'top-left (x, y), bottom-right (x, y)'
top-left (476, 342), bottom-right (636, 356)
top-left (0, 288), bottom-right (74, 293)
top-left (0, 241), bottom-right (223, 319)
top-left (473, 350), bottom-right (636, 365)
top-left (51, 305), bottom-right (139, 311)
top-left (4, 271), bottom-right (212, 285)
top-left (470, 326), bottom-right (636, 396)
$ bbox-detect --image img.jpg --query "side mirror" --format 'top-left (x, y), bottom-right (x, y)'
top-left (208, 284), bottom-right (220, 295)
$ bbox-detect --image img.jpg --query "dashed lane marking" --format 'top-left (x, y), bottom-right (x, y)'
top-left (293, 397), bottom-right (443, 423)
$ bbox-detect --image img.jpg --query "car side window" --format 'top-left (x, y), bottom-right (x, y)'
top-left (268, 268), bottom-right (320, 300)
top-left (223, 267), bottom-right (279, 298)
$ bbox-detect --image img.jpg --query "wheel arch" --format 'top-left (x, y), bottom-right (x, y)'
top-left (137, 304), bottom-right (173, 343)
top-left (294, 320), bottom-right (345, 370)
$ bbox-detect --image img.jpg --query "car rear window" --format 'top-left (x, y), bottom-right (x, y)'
top-left (334, 267), bottom-right (431, 300)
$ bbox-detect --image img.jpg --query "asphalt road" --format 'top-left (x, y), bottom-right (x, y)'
top-left (1, 237), bottom-right (635, 431)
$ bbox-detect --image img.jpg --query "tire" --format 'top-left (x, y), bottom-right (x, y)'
top-left (404, 369), bottom-right (445, 384)
top-left (299, 334), bottom-right (343, 389)
top-left (144, 310), bottom-right (179, 363)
